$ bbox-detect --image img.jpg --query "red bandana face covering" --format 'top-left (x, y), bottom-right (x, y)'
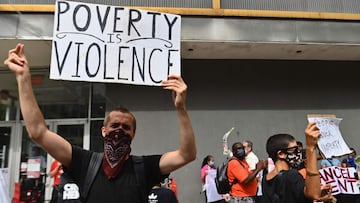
top-left (103, 129), bottom-right (132, 179)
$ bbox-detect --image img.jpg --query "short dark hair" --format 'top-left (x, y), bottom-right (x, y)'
top-left (350, 147), bottom-right (357, 156)
top-left (232, 142), bottom-right (244, 153)
top-left (266, 133), bottom-right (296, 162)
top-left (296, 141), bottom-right (303, 147)
top-left (103, 106), bottom-right (136, 133)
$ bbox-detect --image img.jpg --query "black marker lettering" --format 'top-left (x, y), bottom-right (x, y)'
top-left (73, 4), bottom-right (91, 31)
top-left (96, 6), bottom-right (110, 33)
top-left (57, 1), bottom-right (70, 31)
top-left (128, 9), bottom-right (141, 37)
top-left (164, 15), bottom-right (178, 40)
top-left (85, 43), bottom-right (101, 77)
top-left (54, 40), bottom-right (72, 75)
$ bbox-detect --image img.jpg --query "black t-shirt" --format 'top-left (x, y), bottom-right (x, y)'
top-left (148, 188), bottom-right (178, 203)
top-left (66, 146), bottom-right (162, 203)
top-left (262, 169), bottom-right (312, 203)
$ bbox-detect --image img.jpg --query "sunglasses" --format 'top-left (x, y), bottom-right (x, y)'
top-left (280, 146), bottom-right (299, 154)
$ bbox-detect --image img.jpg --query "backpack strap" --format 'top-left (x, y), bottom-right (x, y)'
top-left (132, 155), bottom-right (147, 203)
top-left (81, 152), bottom-right (103, 201)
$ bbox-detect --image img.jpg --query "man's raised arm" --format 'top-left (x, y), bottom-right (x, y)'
top-left (4, 43), bottom-right (72, 166)
top-left (159, 75), bottom-right (196, 174)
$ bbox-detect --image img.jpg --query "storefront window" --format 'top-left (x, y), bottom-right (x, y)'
top-left (0, 90), bottom-right (17, 121)
top-left (31, 81), bottom-right (90, 119)
top-left (19, 127), bottom-right (47, 203)
top-left (0, 126), bottom-right (11, 168)
top-left (57, 124), bottom-right (84, 147)
top-left (91, 83), bottom-right (106, 118)
top-left (90, 120), bottom-right (104, 152)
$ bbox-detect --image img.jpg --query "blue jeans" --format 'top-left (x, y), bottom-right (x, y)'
top-left (230, 196), bottom-right (255, 203)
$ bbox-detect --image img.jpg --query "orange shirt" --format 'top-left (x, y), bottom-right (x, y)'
top-left (227, 159), bottom-right (257, 197)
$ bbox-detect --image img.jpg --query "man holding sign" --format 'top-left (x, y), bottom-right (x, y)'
top-left (262, 122), bottom-right (336, 203)
top-left (4, 43), bottom-right (196, 203)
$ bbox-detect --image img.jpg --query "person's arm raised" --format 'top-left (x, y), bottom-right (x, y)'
top-left (159, 75), bottom-right (196, 174)
top-left (304, 122), bottom-right (321, 199)
top-left (304, 122), bottom-right (335, 202)
top-left (4, 43), bottom-right (72, 167)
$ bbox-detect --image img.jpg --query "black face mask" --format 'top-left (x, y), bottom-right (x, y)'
top-left (234, 147), bottom-right (246, 160)
top-left (281, 147), bottom-right (303, 169)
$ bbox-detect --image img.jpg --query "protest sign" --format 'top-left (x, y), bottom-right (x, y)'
top-left (27, 159), bottom-right (41, 178)
top-left (51, 0), bottom-right (181, 86)
top-left (308, 115), bottom-right (351, 158)
top-left (0, 168), bottom-right (10, 203)
top-left (320, 166), bottom-right (360, 195)
top-left (222, 127), bottom-right (234, 156)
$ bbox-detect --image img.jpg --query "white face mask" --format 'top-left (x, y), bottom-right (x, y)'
top-left (282, 148), bottom-right (303, 169)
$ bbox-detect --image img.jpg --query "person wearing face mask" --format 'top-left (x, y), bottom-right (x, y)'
top-left (201, 155), bottom-right (225, 203)
top-left (346, 147), bottom-right (357, 168)
top-left (227, 142), bottom-right (267, 203)
top-left (262, 123), bottom-right (337, 203)
top-left (4, 43), bottom-right (196, 203)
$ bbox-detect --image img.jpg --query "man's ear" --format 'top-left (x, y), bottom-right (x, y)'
top-left (277, 150), bottom-right (286, 159)
top-left (101, 126), bottom-right (106, 138)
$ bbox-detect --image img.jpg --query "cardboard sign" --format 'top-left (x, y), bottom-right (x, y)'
top-left (320, 166), bottom-right (360, 195)
top-left (308, 115), bottom-right (351, 158)
top-left (51, 0), bottom-right (181, 86)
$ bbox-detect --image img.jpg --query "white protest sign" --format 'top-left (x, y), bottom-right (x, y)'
top-left (27, 159), bottom-right (41, 178)
top-left (51, 0), bottom-right (181, 86)
top-left (205, 169), bottom-right (223, 202)
top-left (0, 168), bottom-right (10, 203)
top-left (308, 117), bottom-right (351, 158)
top-left (320, 166), bottom-right (360, 195)
top-left (222, 127), bottom-right (234, 156)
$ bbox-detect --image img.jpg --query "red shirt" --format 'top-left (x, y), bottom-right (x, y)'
top-left (227, 158), bottom-right (257, 197)
top-left (50, 160), bottom-right (63, 186)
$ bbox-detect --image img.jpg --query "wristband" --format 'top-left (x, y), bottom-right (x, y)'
top-left (306, 170), bottom-right (320, 176)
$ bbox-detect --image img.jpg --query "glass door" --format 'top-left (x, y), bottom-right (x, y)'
top-left (0, 126), bottom-right (11, 168)
top-left (44, 120), bottom-right (88, 203)
top-left (0, 125), bottom-right (13, 203)
top-left (18, 119), bottom-right (88, 203)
